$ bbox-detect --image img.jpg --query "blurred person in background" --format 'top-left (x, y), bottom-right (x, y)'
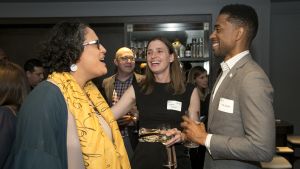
top-left (23, 58), bottom-right (45, 89)
top-left (186, 65), bottom-right (210, 169)
top-left (187, 66), bottom-right (210, 121)
top-left (0, 48), bottom-right (9, 61)
top-left (0, 60), bottom-right (29, 168)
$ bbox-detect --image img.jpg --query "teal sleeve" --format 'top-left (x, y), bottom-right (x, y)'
top-left (4, 81), bottom-right (68, 169)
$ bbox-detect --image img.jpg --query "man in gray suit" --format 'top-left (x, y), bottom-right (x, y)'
top-left (181, 4), bottom-right (275, 169)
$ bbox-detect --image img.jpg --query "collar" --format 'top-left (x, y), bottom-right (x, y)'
top-left (116, 73), bottom-right (134, 83)
top-left (220, 50), bottom-right (249, 72)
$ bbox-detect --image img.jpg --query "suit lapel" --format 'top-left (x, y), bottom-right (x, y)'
top-left (207, 54), bottom-right (252, 130)
top-left (207, 73), bottom-right (222, 128)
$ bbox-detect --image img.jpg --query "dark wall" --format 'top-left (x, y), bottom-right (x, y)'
top-left (92, 24), bottom-right (124, 85)
top-left (0, 26), bottom-right (50, 66)
top-left (270, 1), bottom-right (300, 134)
top-left (0, 0), bottom-right (271, 73)
top-left (0, 23), bottom-right (124, 86)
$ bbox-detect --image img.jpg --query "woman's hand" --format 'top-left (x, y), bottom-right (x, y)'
top-left (160, 128), bottom-right (184, 147)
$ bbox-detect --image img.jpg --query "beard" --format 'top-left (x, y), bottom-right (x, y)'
top-left (212, 44), bottom-right (232, 59)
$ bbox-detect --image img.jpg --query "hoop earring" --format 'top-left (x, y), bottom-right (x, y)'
top-left (70, 64), bottom-right (78, 72)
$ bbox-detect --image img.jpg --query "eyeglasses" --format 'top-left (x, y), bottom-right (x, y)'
top-left (118, 56), bottom-right (135, 62)
top-left (82, 40), bottom-right (101, 49)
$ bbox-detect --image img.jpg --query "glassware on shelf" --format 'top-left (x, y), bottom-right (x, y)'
top-left (199, 37), bottom-right (204, 58)
top-left (191, 38), bottom-right (197, 58)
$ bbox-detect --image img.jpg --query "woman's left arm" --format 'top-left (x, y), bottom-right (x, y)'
top-left (188, 88), bottom-right (201, 121)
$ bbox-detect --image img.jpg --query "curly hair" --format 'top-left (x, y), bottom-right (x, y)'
top-left (39, 21), bottom-right (89, 74)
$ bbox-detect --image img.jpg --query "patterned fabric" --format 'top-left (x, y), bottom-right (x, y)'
top-left (48, 72), bottom-right (130, 169)
top-left (112, 75), bottom-right (133, 105)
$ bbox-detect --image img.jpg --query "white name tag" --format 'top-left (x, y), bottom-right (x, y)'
top-left (167, 100), bottom-right (182, 112)
top-left (218, 98), bottom-right (234, 114)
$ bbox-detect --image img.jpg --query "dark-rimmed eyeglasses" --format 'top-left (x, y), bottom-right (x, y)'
top-left (83, 40), bottom-right (101, 49)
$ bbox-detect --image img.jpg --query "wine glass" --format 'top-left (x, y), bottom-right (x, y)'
top-left (159, 124), bottom-right (177, 169)
top-left (183, 110), bottom-right (200, 148)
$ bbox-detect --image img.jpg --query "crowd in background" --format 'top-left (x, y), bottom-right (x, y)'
top-left (0, 3), bottom-right (275, 169)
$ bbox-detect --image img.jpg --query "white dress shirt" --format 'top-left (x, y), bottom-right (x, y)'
top-left (205, 50), bottom-right (249, 153)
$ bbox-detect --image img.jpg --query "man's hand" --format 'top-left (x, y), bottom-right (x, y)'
top-left (181, 116), bottom-right (208, 145)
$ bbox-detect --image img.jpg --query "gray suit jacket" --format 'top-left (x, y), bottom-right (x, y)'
top-left (204, 54), bottom-right (275, 169)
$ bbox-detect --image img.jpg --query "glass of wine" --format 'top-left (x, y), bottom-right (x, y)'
top-left (159, 124), bottom-right (177, 169)
top-left (183, 110), bottom-right (200, 149)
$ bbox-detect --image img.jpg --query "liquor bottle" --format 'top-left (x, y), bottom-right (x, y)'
top-left (191, 38), bottom-right (197, 58)
top-left (130, 41), bottom-right (137, 58)
top-left (142, 41), bottom-right (148, 59)
top-left (179, 44), bottom-right (185, 58)
top-left (196, 38), bottom-right (200, 58)
top-left (137, 41), bottom-right (143, 59)
top-left (199, 38), bottom-right (204, 58)
top-left (185, 44), bottom-right (191, 58)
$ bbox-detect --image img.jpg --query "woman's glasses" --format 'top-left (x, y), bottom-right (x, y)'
top-left (83, 40), bottom-right (101, 49)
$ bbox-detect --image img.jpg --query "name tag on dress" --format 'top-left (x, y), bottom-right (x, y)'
top-left (218, 98), bottom-right (234, 114)
top-left (167, 100), bottom-right (182, 112)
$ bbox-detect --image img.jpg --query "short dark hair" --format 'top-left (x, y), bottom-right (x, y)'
top-left (0, 60), bottom-right (29, 110)
top-left (220, 4), bottom-right (258, 44)
top-left (39, 21), bottom-right (89, 73)
top-left (24, 58), bottom-right (43, 72)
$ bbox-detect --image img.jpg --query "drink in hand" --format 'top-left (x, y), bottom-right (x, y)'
top-left (183, 110), bottom-right (200, 148)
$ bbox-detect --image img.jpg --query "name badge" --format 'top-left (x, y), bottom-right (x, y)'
top-left (167, 100), bottom-right (182, 112)
top-left (218, 98), bottom-right (234, 114)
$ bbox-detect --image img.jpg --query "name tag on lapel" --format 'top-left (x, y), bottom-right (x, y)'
top-left (167, 100), bottom-right (182, 112)
top-left (218, 98), bottom-right (234, 114)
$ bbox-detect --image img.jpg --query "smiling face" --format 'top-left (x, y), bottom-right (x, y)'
top-left (114, 47), bottom-right (135, 75)
top-left (146, 40), bottom-right (174, 79)
top-left (76, 27), bottom-right (107, 80)
top-left (210, 14), bottom-right (240, 60)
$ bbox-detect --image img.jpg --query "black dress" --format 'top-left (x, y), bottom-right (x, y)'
top-left (131, 82), bottom-right (194, 169)
top-left (0, 106), bottom-right (16, 168)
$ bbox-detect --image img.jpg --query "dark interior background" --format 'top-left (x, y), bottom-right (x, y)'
top-left (0, 0), bottom-right (299, 135)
